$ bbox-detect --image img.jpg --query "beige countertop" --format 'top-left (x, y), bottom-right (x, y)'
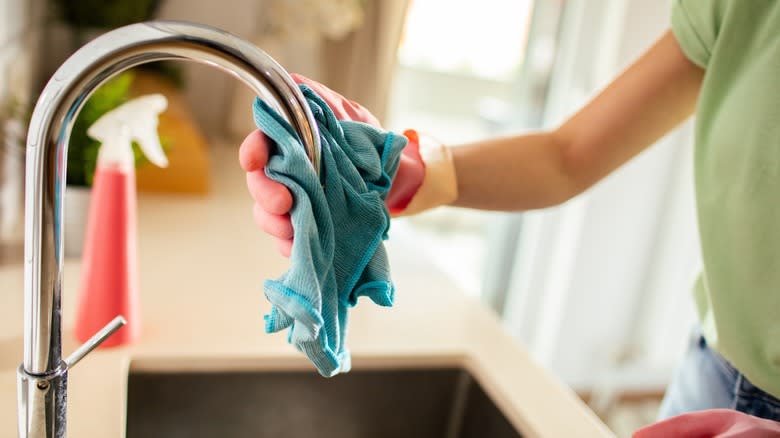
top-left (0, 145), bottom-right (613, 437)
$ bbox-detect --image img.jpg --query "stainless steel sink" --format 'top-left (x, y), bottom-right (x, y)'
top-left (126, 367), bottom-right (523, 438)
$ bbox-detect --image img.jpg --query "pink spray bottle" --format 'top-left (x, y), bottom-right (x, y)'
top-left (74, 94), bottom-right (168, 347)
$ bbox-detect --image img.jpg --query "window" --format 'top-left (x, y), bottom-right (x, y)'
top-left (386, 0), bottom-right (541, 296)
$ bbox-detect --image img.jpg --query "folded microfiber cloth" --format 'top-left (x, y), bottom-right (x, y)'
top-left (252, 85), bottom-right (407, 377)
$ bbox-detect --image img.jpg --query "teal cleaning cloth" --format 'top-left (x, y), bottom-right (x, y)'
top-left (252, 85), bottom-right (407, 377)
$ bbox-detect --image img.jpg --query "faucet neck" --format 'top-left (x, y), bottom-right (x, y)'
top-left (19, 21), bottom-right (321, 438)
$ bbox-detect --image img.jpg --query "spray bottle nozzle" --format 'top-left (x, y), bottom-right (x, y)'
top-left (88, 94), bottom-right (169, 169)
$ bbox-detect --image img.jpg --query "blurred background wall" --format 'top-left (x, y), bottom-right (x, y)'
top-left (0, 0), bottom-right (44, 262)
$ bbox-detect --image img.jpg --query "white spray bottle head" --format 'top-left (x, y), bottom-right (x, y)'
top-left (87, 94), bottom-right (169, 171)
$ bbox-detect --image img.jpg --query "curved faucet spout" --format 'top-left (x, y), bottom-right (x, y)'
top-left (18, 21), bottom-right (321, 438)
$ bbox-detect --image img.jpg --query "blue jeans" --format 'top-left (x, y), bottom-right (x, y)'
top-left (658, 332), bottom-right (780, 421)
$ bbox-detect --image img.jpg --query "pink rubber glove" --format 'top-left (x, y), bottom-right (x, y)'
top-left (239, 74), bottom-right (424, 257)
top-left (633, 409), bottom-right (780, 438)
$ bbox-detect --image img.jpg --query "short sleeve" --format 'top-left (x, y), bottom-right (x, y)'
top-left (671, 0), bottom-right (720, 68)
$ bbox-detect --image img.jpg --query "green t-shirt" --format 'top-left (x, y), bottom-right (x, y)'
top-left (671, 0), bottom-right (780, 398)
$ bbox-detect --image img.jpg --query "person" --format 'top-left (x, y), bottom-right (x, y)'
top-left (239, 1), bottom-right (780, 436)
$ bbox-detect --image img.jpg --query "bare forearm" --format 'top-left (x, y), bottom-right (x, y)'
top-left (451, 132), bottom-right (574, 210)
top-left (448, 31), bottom-right (702, 212)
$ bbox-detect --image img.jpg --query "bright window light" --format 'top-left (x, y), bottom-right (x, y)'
top-left (399, 0), bottom-right (534, 80)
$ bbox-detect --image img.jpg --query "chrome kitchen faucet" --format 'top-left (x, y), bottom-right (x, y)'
top-left (17, 21), bottom-right (321, 438)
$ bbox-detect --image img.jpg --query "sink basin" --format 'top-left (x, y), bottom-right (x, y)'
top-left (126, 366), bottom-right (523, 438)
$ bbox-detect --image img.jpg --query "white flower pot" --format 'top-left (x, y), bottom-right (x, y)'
top-left (64, 185), bottom-right (92, 258)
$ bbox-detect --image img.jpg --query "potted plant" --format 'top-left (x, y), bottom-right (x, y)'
top-left (50, 0), bottom-right (179, 256)
top-left (51, 0), bottom-right (163, 43)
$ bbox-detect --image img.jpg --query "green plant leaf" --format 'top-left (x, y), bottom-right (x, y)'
top-left (68, 71), bottom-right (134, 186)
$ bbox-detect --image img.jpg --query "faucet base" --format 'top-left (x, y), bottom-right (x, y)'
top-left (17, 364), bottom-right (68, 438)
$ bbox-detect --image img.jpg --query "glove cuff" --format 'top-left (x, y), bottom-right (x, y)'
top-left (391, 129), bottom-right (458, 216)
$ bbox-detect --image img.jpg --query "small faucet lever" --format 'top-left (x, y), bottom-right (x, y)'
top-left (64, 316), bottom-right (126, 369)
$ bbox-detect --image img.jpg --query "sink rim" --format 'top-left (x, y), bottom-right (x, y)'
top-left (123, 352), bottom-right (529, 436)
top-left (128, 352), bottom-right (470, 374)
